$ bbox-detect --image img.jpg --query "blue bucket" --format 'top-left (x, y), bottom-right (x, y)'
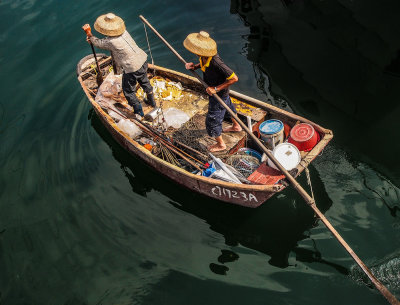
top-left (259, 119), bottom-right (284, 150)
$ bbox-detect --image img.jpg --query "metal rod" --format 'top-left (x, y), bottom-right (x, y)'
top-left (139, 15), bottom-right (400, 305)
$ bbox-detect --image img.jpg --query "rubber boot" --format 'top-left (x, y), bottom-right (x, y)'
top-left (134, 105), bottom-right (144, 117)
top-left (132, 103), bottom-right (144, 117)
top-left (127, 95), bottom-right (144, 117)
top-left (145, 92), bottom-right (156, 107)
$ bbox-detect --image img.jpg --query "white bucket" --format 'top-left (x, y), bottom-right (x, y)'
top-left (267, 143), bottom-right (301, 171)
top-left (259, 119), bottom-right (284, 150)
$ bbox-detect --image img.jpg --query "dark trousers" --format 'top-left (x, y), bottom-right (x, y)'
top-left (122, 62), bottom-right (154, 116)
top-left (205, 95), bottom-right (237, 137)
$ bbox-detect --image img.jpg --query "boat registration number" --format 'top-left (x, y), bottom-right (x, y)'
top-left (211, 186), bottom-right (258, 203)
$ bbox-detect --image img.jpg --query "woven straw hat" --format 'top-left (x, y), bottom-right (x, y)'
top-left (94, 13), bottom-right (126, 37)
top-left (183, 31), bottom-right (217, 57)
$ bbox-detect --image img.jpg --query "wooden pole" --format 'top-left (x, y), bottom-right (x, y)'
top-left (82, 24), bottom-right (103, 86)
top-left (139, 15), bottom-right (400, 305)
top-left (173, 140), bottom-right (208, 161)
top-left (103, 106), bottom-right (203, 171)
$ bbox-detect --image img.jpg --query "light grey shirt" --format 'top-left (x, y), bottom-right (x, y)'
top-left (90, 31), bottom-right (147, 73)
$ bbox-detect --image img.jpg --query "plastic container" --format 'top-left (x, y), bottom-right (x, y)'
top-left (259, 119), bottom-right (284, 150)
top-left (283, 123), bottom-right (291, 139)
top-left (202, 167), bottom-right (216, 177)
top-left (163, 107), bottom-right (190, 128)
top-left (143, 143), bottom-right (153, 151)
top-left (237, 148), bottom-right (262, 162)
top-left (267, 143), bottom-right (301, 171)
top-left (116, 119), bottom-right (142, 139)
top-left (202, 163), bottom-right (216, 177)
top-left (288, 123), bottom-right (320, 152)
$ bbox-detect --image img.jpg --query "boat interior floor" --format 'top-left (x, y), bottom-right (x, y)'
top-left (110, 100), bottom-right (247, 157)
top-left (172, 113), bottom-right (247, 157)
top-left (83, 70), bottom-right (316, 186)
top-left (93, 74), bottom-right (260, 156)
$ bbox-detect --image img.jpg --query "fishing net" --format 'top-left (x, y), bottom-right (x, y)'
top-left (152, 143), bottom-right (180, 166)
top-left (172, 117), bottom-right (210, 153)
top-left (225, 154), bottom-right (260, 178)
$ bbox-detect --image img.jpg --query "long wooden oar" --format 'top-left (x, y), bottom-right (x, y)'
top-left (82, 24), bottom-right (103, 86)
top-left (139, 15), bottom-right (400, 305)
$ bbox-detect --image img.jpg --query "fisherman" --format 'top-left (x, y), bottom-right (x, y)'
top-left (84, 13), bottom-right (156, 117)
top-left (184, 31), bottom-right (242, 152)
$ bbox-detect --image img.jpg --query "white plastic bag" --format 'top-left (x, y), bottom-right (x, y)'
top-left (154, 80), bottom-right (166, 91)
top-left (116, 119), bottom-right (142, 139)
top-left (95, 72), bottom-right (122, 102)
top-left (95, 72), bottom-right (125, 120)
top-left (167, 81), bottom-right (183, 90)
top-left (162, 107), bottom-right (190, 129)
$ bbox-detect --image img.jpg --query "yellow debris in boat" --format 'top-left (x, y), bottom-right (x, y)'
top-left (134, 76), bottom-right (208, 118)
top-left (232, 97), bottom-right (256, 108)
top-left (169, 86), bottom-right (182, 99)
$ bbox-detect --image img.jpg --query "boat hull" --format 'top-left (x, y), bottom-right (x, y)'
top-left (77, 60), bottom-right (332, 208)
top-left (94, 105), bottom-right (280, 207)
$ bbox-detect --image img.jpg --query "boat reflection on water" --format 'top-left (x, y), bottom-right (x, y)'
top-left (90, 111), bottom-right (347, 276)
top-left (230, 0), bottom-right (400, 186)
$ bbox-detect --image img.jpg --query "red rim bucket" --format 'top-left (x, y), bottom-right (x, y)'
top-left (288, 123), bottom-right (320, 152)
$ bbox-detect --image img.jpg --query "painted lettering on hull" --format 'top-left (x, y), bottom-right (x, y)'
top-left (211, 186), bottom-right (258, 203)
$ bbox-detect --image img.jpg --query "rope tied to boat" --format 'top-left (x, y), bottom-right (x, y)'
top-left (143, 23), bottom-right (168, 131)
top-left (143, 23), bottom-right (154, 66)
top-left (90, 63), bottom-right (98, 76)
top-left (305, 167), bottom-right (315, 202)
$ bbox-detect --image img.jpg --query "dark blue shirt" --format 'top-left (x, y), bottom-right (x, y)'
top-left (202, 54), bottom-right (235, 99)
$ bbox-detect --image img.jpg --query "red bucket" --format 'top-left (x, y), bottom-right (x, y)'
top-left (288, 123), bottom-right (320, 152)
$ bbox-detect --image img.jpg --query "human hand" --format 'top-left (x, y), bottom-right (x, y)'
top-left (206, 87), bottom-right (217, 95)
top-left (185, 62), bottom-right (195, 70)
top-left (82, 24), bottom-right (92, 44)
top-left (82, 24), bottom-right (92, 36)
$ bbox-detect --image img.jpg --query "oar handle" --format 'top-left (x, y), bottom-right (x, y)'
top-left (82, 24), bottom-right (92, 37)
top-left (138, 15), bottom-right (400, 305)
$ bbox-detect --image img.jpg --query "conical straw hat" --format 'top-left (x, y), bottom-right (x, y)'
top-left (94, 13), bottom-right (126, 37)
top-left (183, 31), bottom-right (217, 57)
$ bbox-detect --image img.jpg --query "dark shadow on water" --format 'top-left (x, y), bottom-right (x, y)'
top-left (230, 0), bottom-right (400, 186)
top-left (90, 111), bottom-right (346, 275)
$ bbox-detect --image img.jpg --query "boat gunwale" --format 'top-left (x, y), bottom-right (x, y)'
top-left (77, 60), bottom-right (332, 194)
top-left (145, 64), bottom-right (333, 177)
top-left (78, 76), bottom-right (281, 193)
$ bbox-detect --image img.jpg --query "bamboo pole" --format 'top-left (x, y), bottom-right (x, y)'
top-left (82, 24), bottom-right (103, 86)
top-left (139, 15), bottom-right (400, 305)
top-left (104, 106), bottom-right (203, 171)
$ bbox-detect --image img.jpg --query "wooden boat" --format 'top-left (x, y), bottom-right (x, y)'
top-left (77, 54), bottom-right (333, 208)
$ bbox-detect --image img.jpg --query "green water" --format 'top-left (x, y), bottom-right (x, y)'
top-left (0, 0), bottom-right (399, 304)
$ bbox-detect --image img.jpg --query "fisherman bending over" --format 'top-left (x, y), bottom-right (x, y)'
top-left (184, 31), bottom-right (242, 152)
top-left (85, 13), bottom-right (156, 117)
